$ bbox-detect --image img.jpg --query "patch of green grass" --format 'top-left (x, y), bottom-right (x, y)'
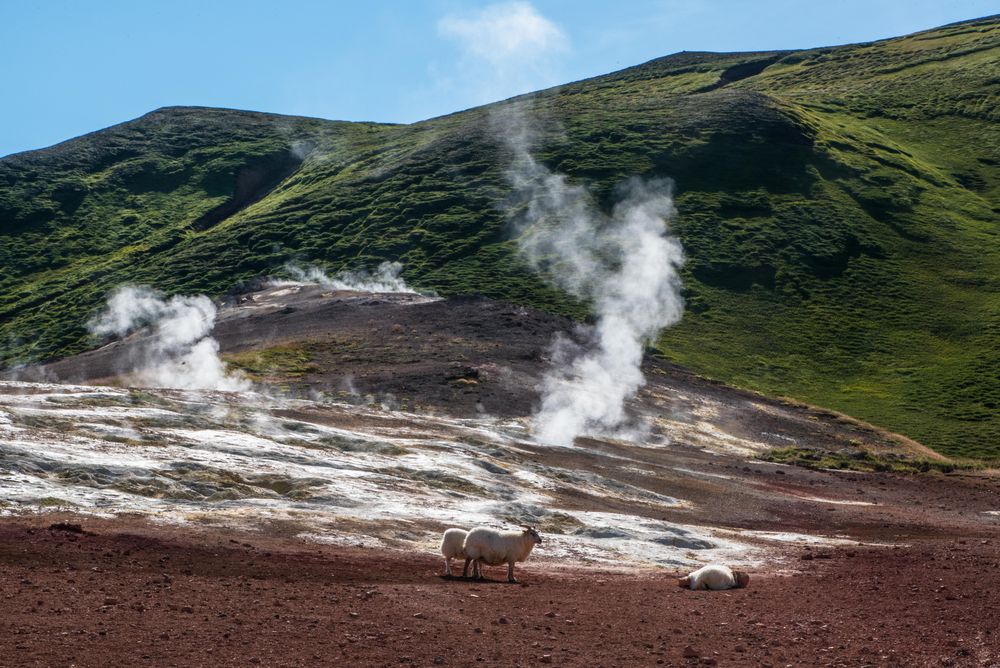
top-left (292, 434), bottom-right (406, 456)
top-left (760, 446), bottom-right (987, 474)
top-left (536, 511), bottom-right (586, 535)
top-left (380, 466), bottom-right (485, 495)
top-left (34, 497), bottom-right (78, 509)
top-left (96, 433), bottom-right (149, 447)
top-left (223, 344), bottom-right (319, 380)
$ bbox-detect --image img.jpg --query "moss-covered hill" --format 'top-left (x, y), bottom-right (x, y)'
top-left (2, 16), bottom-right (999, 458)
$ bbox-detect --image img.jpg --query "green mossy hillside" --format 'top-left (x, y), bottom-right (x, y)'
top-left (1, 16), bottom-right (999, 458)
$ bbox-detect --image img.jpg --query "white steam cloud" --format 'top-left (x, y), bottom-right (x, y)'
top-left (89, 286), bottom-right (250, 391)
top-left (503, 107), bottom-right (685, 446)
top-left (437, 1), bottom-right (569, 104)
top-left (273, 261), bottom-right (421, 294)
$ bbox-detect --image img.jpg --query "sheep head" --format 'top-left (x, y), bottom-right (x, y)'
top-left (521, 525), bottom-right (542, 545)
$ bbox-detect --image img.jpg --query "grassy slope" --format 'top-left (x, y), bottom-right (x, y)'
top-left (1, 16), bottom-right (998, 458)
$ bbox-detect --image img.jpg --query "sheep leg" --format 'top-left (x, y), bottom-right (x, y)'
top-left (462, 557), bottom-right (472, 578)
top-left (473, 560), bottom-right (482, 580)
top-left (507, 562), bottom-right (517, 584)
top-left (444, 557), bottom-right (452, 577)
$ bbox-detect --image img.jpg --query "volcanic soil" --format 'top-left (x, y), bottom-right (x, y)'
top-left (2, 513), bottom-right (999, 667)
top-left (18, 285), bottom-right (949, 462)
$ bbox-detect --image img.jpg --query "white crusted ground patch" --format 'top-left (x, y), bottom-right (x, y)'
top-left (0, 380), bottom-right (853, 568)
top-left (732, 530), bottom-right (872, 547)
top-left (789, 495), bottom-right (878, 506)
top-left (541, 511), bottom-right (733, 566)
top-left (650, 400), bottom-right (770, 457)
top-left (0, 410), bottom-right (17, 432)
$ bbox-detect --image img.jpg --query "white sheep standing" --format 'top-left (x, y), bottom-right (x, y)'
top-left (462, 525), bottom-right (542, 583)
top-left (440, 528), bottom-right (468, 577)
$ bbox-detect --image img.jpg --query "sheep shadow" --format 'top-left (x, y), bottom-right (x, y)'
top-left (438, 574), bottom-right (519, 585)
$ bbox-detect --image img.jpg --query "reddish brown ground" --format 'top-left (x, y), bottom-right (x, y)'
top-left (2, 514), bottom-right (998, 667)
top-left (6, 289), bottom-right (1000, 666)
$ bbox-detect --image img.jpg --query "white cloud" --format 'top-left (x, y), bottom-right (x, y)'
top-left (439, 1), bottom-right (569, 67)
top-left (437, 1), bottom-right (570, 103)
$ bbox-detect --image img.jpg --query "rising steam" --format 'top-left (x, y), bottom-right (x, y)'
top-left (437, 0), bottom-right (685, 445)
top-left (503, 107), bottom-right (685, 446)
top-left (89, 286), bottom-right (249, 391)
top-left (273, 261), bottom-right (420, 294)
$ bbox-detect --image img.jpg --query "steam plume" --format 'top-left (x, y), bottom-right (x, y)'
top-left (274, 261), bottom-right (420, 294)
top-left (89, 286), bottom-right (249, 391)
top-left (503, 107), bottom-right (685, 446)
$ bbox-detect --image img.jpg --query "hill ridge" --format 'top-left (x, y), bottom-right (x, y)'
top-left (1, 15), bottom-right (999, 458)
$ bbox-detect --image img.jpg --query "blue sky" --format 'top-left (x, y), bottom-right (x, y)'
top-left (1, 0), bottom-right (995, 157)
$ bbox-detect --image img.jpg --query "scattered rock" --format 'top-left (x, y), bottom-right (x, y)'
top-left (540, 655), bottom-right (553, 664)
top-left (683, 645), bottom-right (699, 658)
top-left (49, 522), bottom-right (84, 534)
top-left (413, 612), bottom-right (425, 619)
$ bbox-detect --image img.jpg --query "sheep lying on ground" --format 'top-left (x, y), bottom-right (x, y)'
top-left (462, 526), bottom-right (542, 583)
top-left (677, 564), bottom-right (750, 590)
top-left (440, 528), bottom-right (468, 577)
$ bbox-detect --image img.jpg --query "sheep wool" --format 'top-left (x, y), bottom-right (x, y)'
top-left (440, 528), bottom-right (468, 577)
top-left (462, 526), bottom-right (542, 583)
top-left (685, 564), bottom-right (741, 590)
